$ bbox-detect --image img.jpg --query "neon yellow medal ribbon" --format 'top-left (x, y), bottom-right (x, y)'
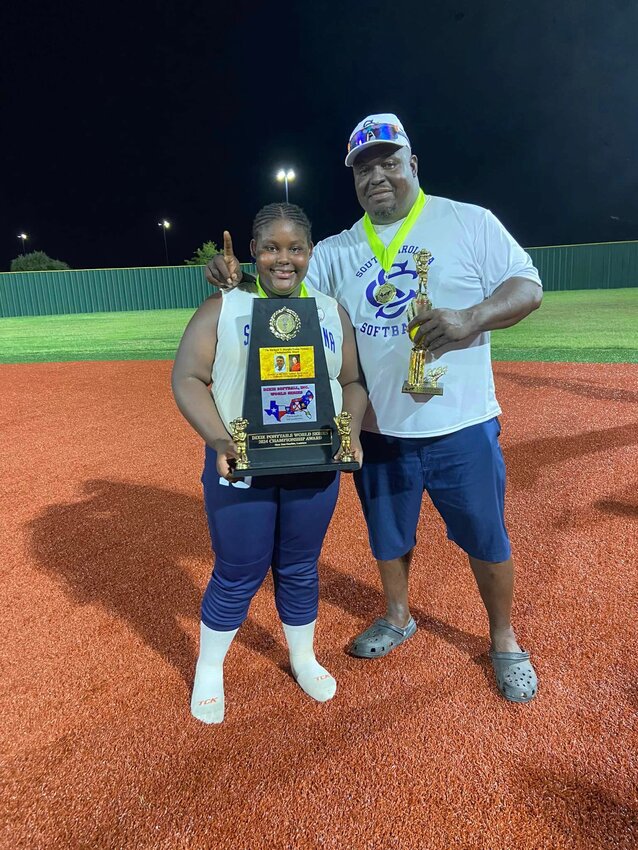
top-left (362, 189), bottom-right (428, 273)
top-left (255, 275), bottom-right (308, 298)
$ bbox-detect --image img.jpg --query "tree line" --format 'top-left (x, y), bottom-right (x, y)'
top-left (9, 241), bottom-right (220, 272)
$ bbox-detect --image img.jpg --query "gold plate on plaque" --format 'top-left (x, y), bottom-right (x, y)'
top-left (269, 307), bottom-right (301, 341)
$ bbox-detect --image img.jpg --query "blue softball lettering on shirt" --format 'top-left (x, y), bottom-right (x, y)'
top-left (365, 262), bottom-right (418, 320)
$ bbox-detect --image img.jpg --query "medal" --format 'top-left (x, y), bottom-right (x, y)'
top-left (269, 307), bottom-right (301, 341)
top-left (362, 189), bottom-right (429, 272)
top-left (373, 282), bottom-right (397, 304)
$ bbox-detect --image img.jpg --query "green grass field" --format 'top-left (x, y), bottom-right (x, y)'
top-left (491, 288), bottom-right (637, 362)
top-left (0, 288), bottom-right (636, 365)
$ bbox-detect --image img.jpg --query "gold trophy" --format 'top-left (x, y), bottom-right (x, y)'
top-left (334, 411), bottom-right (355, 463)
top-left (402, 248), bottom-right (448, 396)
top-left (229, 417), bottom-right (250, 470)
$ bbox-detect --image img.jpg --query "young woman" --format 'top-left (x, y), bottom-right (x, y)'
top-left (172, 203), bottom-right (367, 724)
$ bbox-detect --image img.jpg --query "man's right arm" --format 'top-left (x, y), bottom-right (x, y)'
top-left (205, 231), bottom-right (255, 291)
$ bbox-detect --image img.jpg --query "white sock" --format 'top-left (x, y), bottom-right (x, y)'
top-left (191, 622), bottom-right (238, 724)
top-left (282, 620), bottom-right (336, 703)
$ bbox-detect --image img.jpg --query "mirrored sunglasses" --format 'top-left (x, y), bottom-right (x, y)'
top-left (347, 123), bottom-right (406, 153)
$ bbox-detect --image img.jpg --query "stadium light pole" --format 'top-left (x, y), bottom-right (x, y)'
top-left (276, 169), bottom-right (296, 203)
top-left (18, 233), bottom-right (28, 254)
top-left (158, 220), bottom-right (170, 264)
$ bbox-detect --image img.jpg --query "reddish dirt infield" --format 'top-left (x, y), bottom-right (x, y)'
top-left (1, 360), bottom-right (637, 850)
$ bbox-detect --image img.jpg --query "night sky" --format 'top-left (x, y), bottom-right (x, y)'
top-left (2, 0), bottom-right (637, 271)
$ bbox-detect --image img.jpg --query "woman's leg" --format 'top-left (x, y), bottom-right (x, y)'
top-left (273, 472), bottom-right (340, 702)
top-left (191, 623), bottom-right (238, 724)
top-left (193, 456), bottom-right (277, 723)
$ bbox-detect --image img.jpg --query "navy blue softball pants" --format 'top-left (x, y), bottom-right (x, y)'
top-left (200, 446), bottom-right (340, 631)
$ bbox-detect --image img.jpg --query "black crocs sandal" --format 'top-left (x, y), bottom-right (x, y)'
top-left (348, 617), bottom-right (417, 658)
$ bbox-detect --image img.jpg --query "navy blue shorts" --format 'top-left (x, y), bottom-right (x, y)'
top-left (353, 418), bottom-right (511, 563)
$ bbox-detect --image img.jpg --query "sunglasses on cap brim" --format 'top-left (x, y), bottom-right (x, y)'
top-left (347, 123), bottom-right (406, 154)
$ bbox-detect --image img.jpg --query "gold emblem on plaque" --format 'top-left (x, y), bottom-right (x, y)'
top-left (402, 248), bottom-right (448, 396)
top-left (373, 282), bottom-right (397, 304)
top-left (269, 307), bottom-right (301, 341)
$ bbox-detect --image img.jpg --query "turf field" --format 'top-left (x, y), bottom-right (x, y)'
top-left (0, 288), bottom-right (636, 364)
top-left (3, 358), bottom-right (637, 850)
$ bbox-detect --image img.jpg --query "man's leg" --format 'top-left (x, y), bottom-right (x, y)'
top-left (470, 554), bottom-right (537, 701)
top-left (376, 550), bottom-right (414, 629)
top-left (467, 555), bottom-right (521, 653)
top-left (350, 432), bottom-right (422, 657)
top-left (424, 420), bottom-right (537, 701)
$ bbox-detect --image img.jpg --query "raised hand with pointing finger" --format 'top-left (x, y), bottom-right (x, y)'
top-left (205, 231), bottom-right (252, 291)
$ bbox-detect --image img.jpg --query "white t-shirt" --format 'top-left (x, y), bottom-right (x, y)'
top-left (212, 284), bottom-right (344, 431)
top-left (306, 194), bottom-right (542, 437)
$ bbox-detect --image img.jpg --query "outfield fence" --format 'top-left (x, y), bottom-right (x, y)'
top-left (1, 241), bottom-right (637, 318)
top-left (528, 240), bottom-right (638, 293)
top-left (0, 263), bottom-right (256, 319)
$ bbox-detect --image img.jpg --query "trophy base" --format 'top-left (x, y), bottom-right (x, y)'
top-left (402, 380), bottom-right (444, 396)
top-left (232, 459), bottom-right (360, 478)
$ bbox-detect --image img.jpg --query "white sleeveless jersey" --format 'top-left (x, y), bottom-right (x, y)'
top-left (307, 194), bottom-right (542, 438)
top-left (212, 284), bottom-right (344, 431)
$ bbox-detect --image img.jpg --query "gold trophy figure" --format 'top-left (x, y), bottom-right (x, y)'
top-left (229, 417), bottom-right (250, 469)
top-left (334, 411), bottom-right (355, 463)
top-left (402, 248), bottom-right (448, 396)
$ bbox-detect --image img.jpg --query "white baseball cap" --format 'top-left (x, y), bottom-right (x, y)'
top-left (345, 113), bottom-right (411, 167)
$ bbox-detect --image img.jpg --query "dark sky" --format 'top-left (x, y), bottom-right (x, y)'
top-left (2, 0), bottom-right (637, 270)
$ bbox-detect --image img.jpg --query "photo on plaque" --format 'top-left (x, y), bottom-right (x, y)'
top-left (259, 345), bottom-right (315, 381)
top-left (261, 384), bottom-right (317, 425)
